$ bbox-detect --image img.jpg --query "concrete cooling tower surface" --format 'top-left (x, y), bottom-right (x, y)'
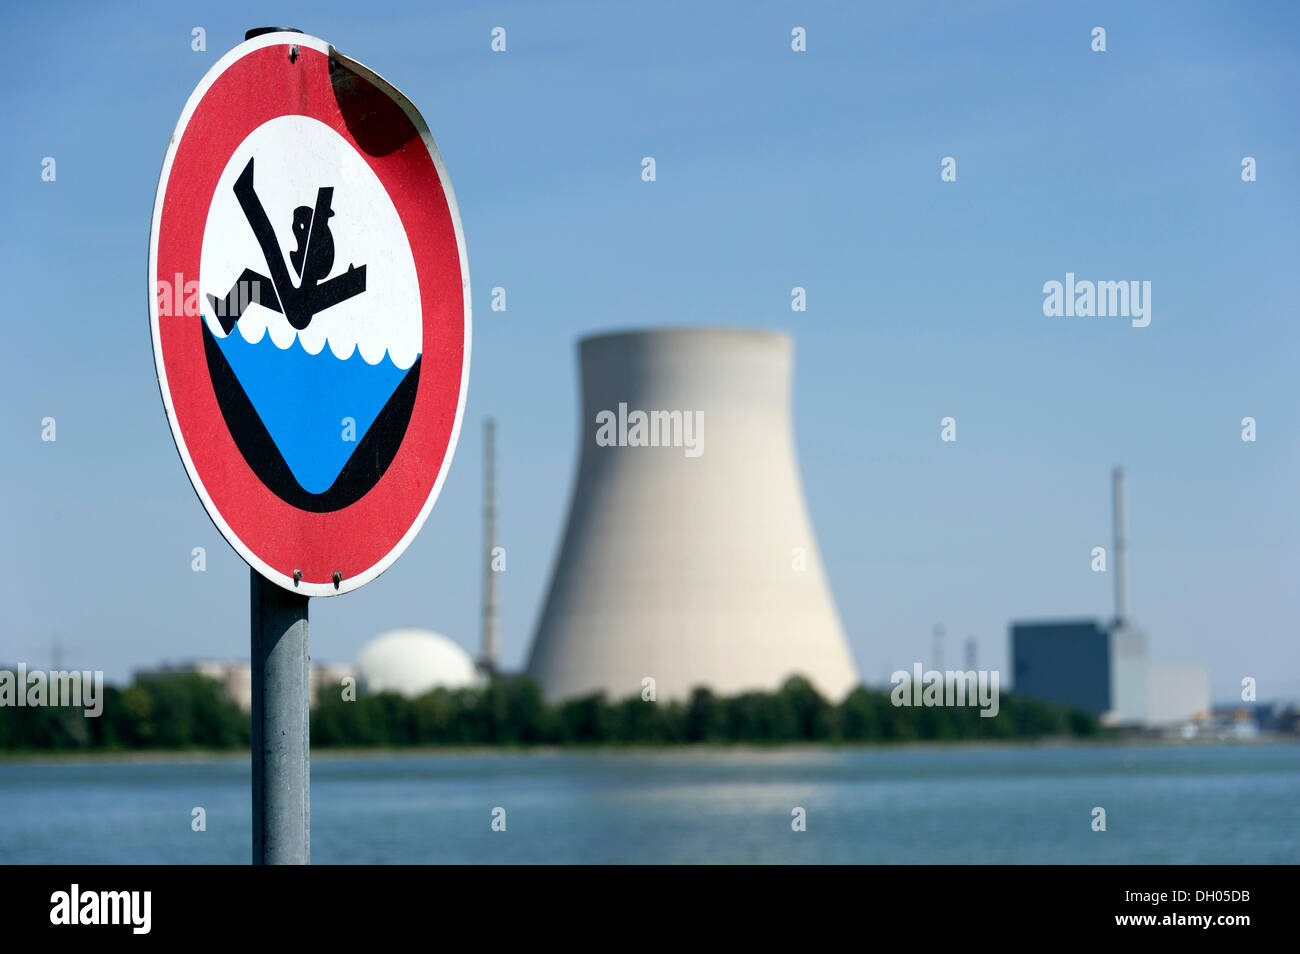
top-left (526, 327), bottom-right (860, 703)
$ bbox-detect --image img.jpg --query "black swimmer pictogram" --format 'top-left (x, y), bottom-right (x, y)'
top-left (207, 157), bottom-right (367, 333)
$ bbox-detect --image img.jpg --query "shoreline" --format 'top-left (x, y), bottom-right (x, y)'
top-left (1, 734), bottom-right (1294, 764)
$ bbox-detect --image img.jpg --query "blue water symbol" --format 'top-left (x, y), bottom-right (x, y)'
top-left (212, 321), bottom-right (415, 494)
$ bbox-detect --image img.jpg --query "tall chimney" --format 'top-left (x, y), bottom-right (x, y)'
top-left (479, 418), bottom-right (499, 675)
top-left (1112, 466), bottom-right (1127, 626)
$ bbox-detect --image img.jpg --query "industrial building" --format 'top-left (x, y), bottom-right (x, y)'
top-left (1011, 619), bottom-right (1149, 724)
top-left (525, 328), bottom-right (860, 703)
top-left (1010, 620), bottom-right (1112, 716)
top-left (1009, 469), bottom-right (1209, 728)
top-left (133, 658), bottom-right (354, 711)
top-left (135, 628), bottom-right (480, 710)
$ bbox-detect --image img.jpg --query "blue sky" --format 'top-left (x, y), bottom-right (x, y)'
top-left (2, 1), bottom-right (1296, 701)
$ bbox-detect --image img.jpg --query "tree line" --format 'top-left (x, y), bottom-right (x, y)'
top-left (0, 669), bottom-right (1102, 751)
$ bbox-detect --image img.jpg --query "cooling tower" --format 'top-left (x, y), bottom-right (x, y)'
top-left (526, 328), bottom-right (860, 703)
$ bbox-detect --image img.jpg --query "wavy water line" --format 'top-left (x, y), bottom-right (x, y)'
top-left (207, 312), bottom-right (414, 370)
top-left (203, 301), bottom-right (420, 370)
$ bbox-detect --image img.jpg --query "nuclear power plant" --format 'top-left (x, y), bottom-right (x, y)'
top-left (1011, 468), bottom-right (1210, 728)
top-left (525, 328), bottom-right (860, 703)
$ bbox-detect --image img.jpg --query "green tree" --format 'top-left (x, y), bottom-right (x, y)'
top-left (839, 686), bottom-right (878, 741)
top-left (780, 676), bottom-right (832, 740)
top-left (685, 687), bottom-right (726, 742)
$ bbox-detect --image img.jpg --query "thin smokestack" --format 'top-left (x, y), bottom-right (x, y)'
top-left (1112, 466), bottom-right (1127, 625)
top-left (480, 418), bottom-right (499, 675)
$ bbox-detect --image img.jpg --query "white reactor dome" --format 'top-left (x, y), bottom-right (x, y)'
top-left (354, 629), bottom-right (482, 697)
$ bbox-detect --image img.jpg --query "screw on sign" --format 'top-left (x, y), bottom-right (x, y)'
top-left (147, 29), bottom-right (470, 863)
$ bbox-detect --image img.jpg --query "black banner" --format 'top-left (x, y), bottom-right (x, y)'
top-left (4, 865), bottom-right (1280, 940)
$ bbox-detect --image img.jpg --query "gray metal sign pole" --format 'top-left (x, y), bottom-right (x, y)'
top-left (240, 25), bottom-right (312, 867)
top-left (250, 569), bottom-right (310, 864)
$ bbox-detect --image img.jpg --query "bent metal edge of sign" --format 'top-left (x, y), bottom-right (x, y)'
top-left (148, 31), bottom-right (471, 597)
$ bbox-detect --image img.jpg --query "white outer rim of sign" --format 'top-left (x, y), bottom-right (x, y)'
top-left (147, 32), bottom-right (472, 598)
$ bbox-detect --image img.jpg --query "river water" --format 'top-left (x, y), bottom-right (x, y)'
top-left (1, 742), bottom-right (1295, 864)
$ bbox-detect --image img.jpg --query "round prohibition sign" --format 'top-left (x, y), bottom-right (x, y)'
top-left (149, 31), bottom-right (471, 596)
